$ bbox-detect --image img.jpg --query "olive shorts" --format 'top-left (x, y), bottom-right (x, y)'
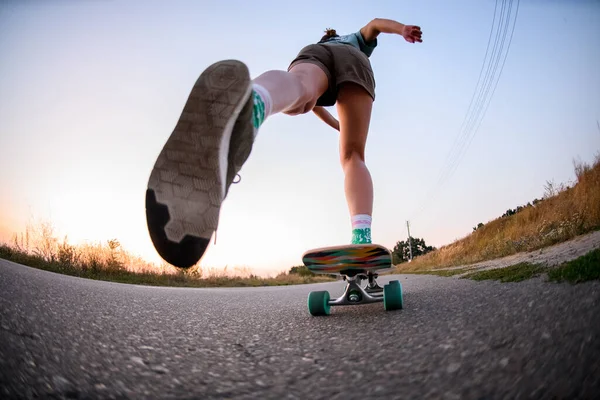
top-left (287, 43), bottom-right (376, 107)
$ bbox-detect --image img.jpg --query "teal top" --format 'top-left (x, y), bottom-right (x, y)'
top-left (319, 31), bottom-right (378, 58)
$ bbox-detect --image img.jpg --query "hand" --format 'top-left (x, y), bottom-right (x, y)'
top-left (313, 106), bottom-right (340, 132)
top-left (401, 25), bottom-right (423, 43)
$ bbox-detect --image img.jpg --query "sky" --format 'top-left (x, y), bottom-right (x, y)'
top-left (1, 0), bottom-right (599, 276)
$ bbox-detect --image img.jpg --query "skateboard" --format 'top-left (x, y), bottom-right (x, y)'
top-left (302, 244), bottom-right (403, 316)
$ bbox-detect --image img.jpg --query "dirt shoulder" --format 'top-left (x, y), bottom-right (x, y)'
top-left (430, 230), bottom-right (600, 275)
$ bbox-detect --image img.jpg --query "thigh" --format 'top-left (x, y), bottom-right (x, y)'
top-left (336, 83), bottom-right (373, 160)
top-left (288, 44), bottom-right (337, 107)
top-left (288, 63), bottom-right (329, 102)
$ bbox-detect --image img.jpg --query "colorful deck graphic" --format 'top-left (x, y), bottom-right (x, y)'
top-left (302, 244), bottom-right (393, 274)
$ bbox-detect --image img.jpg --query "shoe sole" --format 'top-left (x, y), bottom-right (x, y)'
top-left (226, 90), bottom-right (255, 195)
top-left (146, 60), bottom-right (252, 268)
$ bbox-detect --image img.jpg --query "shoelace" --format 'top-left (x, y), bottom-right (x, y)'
top-left (214, 174), bottom-right (242, 245)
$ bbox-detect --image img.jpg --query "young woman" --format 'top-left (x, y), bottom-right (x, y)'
top-left (146, 18), bottom-right (423, 268)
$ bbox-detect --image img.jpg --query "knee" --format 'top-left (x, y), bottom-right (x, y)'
top-left (340, 147), bottom-right (365, 166)
top-left (292, 97), bottom-right (318, 115)
top-left (283, 103), bottom-right (316, 116)
top-left (283, 98), bottom-right (316, 115)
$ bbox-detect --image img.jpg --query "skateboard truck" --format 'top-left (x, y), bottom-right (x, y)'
top-left (365, 272), bottom-right (383, 293)
top-left (330, 272), bottom-right (383, 306)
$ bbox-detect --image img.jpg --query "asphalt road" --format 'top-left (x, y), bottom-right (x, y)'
top-left (1, 258), bottom-right (599, 399)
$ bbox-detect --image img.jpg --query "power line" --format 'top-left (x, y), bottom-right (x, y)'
top-left (409, 0), bottom-right (520, 222)
top-left (437, 0), bottom-right (500, 182)
top-left (406, 221), bottom-right (413, 261)
top-left (438, 0), bottom-right (516, 189)
top-left (460, 0), bottom-right (521, 167)
top-left (410, 0), bottom-right (507, 217)
top-left (438, 0), bottom-right (510, 189)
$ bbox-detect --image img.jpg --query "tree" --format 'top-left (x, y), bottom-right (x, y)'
top-left (392, 237), bottom-right (435, 264)
top-left (289, 265), bottom-right (315, 277)
top-left (473, 222), bottom-right (484, 232)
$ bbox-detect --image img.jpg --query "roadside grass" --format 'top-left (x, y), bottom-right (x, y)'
top-left (438, 248), bottom-right (600, 284)
top-left (407, 267), bottom-right (474, 277)
top-left (4, 153), bottom-right (598, 288)
top-left (396, 154), bottom-right (600, 273)
top-left (461, 262), bottom-right (546, 283)
top-left (0, 234), bottom-right (335, 288)
top-left (547, 247), bottom-right (600, 284)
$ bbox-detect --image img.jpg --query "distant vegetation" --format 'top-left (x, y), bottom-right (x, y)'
top-left (391, 237), bottom-right (436, 264)
top-left (397, 154), bottom-right (600, 272)
top-left (2, 153), bottom-right (598, 286)
top-left (0, 221), bottom-right (334, 287)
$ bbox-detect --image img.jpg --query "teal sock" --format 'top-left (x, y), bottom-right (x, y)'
top-left (251, 84), bottom-right (272, 135)
top-left (351, 214), bottom-right (372, 244)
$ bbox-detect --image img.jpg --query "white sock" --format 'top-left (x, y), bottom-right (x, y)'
top-left (251, 83), bottom-right (272, 137)
top-left (351, 214), bottom-right (372, 230)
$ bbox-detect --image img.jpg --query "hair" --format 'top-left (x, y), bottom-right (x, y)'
top-left (319, 28), bottom-right (339, 43)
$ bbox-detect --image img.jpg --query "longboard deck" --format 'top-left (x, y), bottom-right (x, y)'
top-left (302, 244), bottom-right (393, 275)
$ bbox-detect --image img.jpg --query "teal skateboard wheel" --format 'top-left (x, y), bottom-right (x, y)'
top-left (307, 291), bottom-right (331, 316)
top-left (383, 281), bottom-right (403, 311)
top-left (388, 280), bottom-right (401, 289)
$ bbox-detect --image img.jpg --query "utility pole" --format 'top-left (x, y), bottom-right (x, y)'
top-left (406, 220), bottom-right (413, 262)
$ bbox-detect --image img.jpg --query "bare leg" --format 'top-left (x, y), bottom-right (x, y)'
top-left (252, 63), bottom-right (329, 116)
top-left (336, 83), bottom-right (374, 217)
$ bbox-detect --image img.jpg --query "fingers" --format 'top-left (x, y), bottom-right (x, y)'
top-left (408, 25), bottom-right (423, 43)
top-left (411, 26), bottom-right (422, 38)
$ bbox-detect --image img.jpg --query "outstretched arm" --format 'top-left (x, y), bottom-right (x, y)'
top-left (313, 107), bottom-right (340, 131)
top-left (360, 18), bottom-right (423, 43)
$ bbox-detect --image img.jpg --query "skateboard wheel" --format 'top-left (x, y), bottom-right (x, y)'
top-left (383, 281), bottom-right (403, 311)
top-left (307, 291), bottom-right (331, 316)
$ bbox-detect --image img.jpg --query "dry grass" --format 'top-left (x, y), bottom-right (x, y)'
top-left (2, 220), bottom-right (335, 287)
top-left (5, 153), bottom-right (598, 283)
top-left (398, 154), bottom-right (600, 272)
